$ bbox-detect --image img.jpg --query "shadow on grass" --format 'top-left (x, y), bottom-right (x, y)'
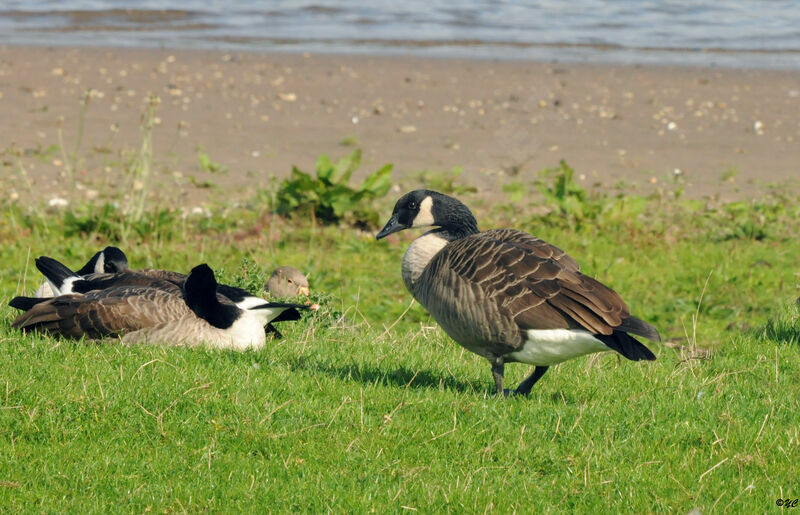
top-left (755, 301), bottom-right (800, 345)
top-left (290, 355), bottom-right (484, 394)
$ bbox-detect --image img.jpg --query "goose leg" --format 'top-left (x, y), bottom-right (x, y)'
top-left (265, 323), bottom-right (283, 339)
top-left (514, 366), bottom-right (549, 396)
top-left (490, 358), bottom-right (508, 396)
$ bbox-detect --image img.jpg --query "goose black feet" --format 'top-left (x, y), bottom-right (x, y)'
top-left (514, 366), bottom-right (550, 397)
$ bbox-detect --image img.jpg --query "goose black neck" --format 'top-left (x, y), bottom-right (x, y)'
top-left (430, 191), bottom-right (479, 240)
top-left (184, 265), bottom-right (238, 329)
top-left (76, 251), bottom-right (102, 276)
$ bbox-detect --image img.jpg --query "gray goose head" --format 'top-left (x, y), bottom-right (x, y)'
top-left (377, 190), bottom-right (660, 397)
top-left (265, 266), bottom-right (310, 298)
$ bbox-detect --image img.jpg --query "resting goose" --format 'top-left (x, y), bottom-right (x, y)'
top-left (10, 264), bottom-right (307, 351)
top-left (14, 256), bottom-right (304, 338)
top-left (34, 246), bottom-right (129, 298)
top-left (376, 190), bottom-right (660, 396)
top-left (32, 256), bottom-right (265, 309)
top-left (265, 266), bottom-right (310, 298)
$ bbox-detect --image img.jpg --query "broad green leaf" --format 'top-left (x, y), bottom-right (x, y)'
top-left (331, 149), bottom-right (362, 184)
top-left (361, 164), bottom-right (393, 197)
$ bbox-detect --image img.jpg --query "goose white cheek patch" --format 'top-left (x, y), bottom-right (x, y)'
top-left (411, 196), bottom-right (435, 227)
top-left (94, 253), bottom-right (105, 273)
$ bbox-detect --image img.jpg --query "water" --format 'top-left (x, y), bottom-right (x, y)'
top-left (1, 0), bottom-right (799, 69)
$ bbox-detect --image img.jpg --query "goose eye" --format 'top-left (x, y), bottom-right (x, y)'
top-left (409, 201), bottom-right (417, 209)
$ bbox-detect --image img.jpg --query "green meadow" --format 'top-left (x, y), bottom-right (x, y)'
top-left (0, 159), bottom-right (798, 512)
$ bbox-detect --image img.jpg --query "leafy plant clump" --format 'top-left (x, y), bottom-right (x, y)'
top-left (531, 160), bottom-right (648, 231)
top-left (535, 160), bottom-right (602, 227)
top-left (273, 149), bottom-right (392, 229)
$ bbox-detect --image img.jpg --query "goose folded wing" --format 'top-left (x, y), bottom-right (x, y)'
top-left (484, 229), bottom-right (581, 273)
top-left (440, 233), bottom-right (632, 338)
top-left (12, 287), bottom-right (191, 339)
top-left (72, 271), bottom-right (183, 295)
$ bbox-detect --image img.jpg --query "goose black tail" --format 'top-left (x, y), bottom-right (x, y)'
top-left (617, 315), bottom-right (661, 342)
top-left (35, 256), bottom-right (79, 292)
top-left (597, 331), bottom-right (657, 361)
top-left (9, 296), bottom-right (50, 311)
top-left (270, 306), bottom-right (304, 323)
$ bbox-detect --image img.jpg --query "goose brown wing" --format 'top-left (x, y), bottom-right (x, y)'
top-left (422, 230), bottom-right (635, 346)
top-left (135, 269), bottom-right (187, 284)
top-left (76, 271), bottom-right (183, 295)
top-left (484, 229), bottom-right (581, 273)
top-left (83, 269), bottom-right (249, 306)
top-left (12, 286), bottom-right (191, 339)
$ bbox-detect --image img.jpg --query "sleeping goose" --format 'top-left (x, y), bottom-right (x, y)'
top-left (376, 190), bottom-right (661, 396)
top-left (11, 264), bottom-right (307, 351)
top-left (32, 256), bottom-right (269, 310)
top-left (34, 246), bottom-right (129, 298)
top-left (15, 256), bottom-right (303, 338)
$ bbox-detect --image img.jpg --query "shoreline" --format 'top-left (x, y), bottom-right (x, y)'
top-left (4, 40), bottom-right (800, 72)
top-left (1, 45), bottom-right (798, 207)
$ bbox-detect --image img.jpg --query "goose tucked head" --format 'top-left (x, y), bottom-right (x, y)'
top-left (79, 246), bottom-right (129, 276)
top-left (184, 264), bottom-right (239, 329)
top-left (100, 246), bottom-right (129, 273)
top-left (376, 190), bottom-right (479, 241)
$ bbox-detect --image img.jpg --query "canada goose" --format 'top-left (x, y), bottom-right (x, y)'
top-left (33, 256), bottom-right (264, 310)
top-left (17, 256), bottom-right (303, 338)
top-left (34, 246), bottom-right (129, 298)
top-left (11, 264), bottom-right (307, 351)
top-left (265, 266), bottom-right (310, 298)
top-left (376, 190), bottom-right (661, 396)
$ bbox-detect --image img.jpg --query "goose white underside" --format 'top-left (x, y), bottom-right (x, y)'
top-left (507, 329), bottom-right (610, 366)
top-left (122, 311), bottom-right (268, 351)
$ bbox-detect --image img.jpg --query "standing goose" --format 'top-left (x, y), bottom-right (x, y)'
top-left (11, 264), bottom-right (307, 351)
top-left (376, 190), bottom-right (660, 396)
top-left (34, 246), bottom-right (129, 298)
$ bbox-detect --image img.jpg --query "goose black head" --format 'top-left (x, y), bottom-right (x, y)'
top-left (77, 246), bottom-right (130, 276)
top-left (100, 246), bottom-right (129, 273)
top-left (376, 190), bottom-right (479, 240)
top-left (184, 264), bottom-right (239, 329)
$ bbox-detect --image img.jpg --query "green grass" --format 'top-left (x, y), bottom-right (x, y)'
top-left (0, 188), bottom-right (799, 512)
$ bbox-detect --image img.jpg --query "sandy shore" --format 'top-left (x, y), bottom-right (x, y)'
top-left (0, 45), bottom-right (798, 207)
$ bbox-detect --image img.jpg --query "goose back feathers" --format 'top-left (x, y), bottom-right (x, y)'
top-left (12, 263), bottom-right (307, 351)
top-left (377, 189), bottom-right (660, 396)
